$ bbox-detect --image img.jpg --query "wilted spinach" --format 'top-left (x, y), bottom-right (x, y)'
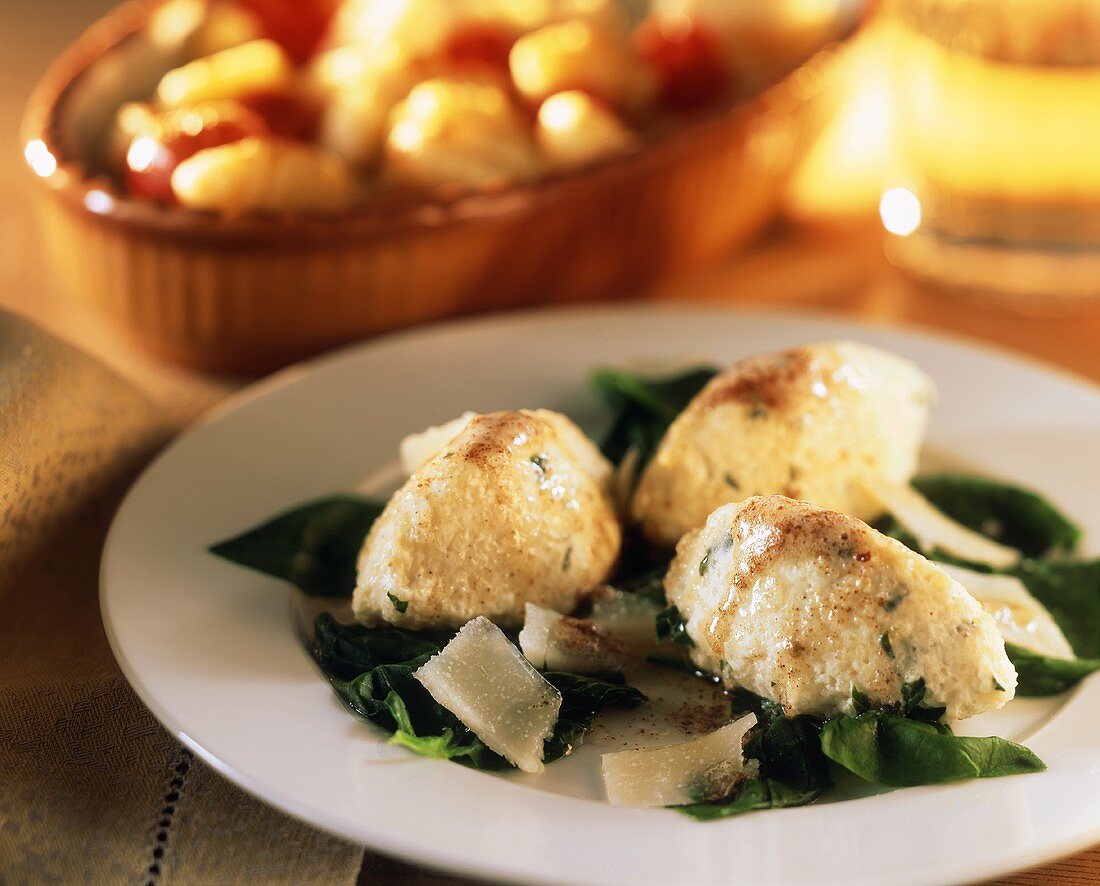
top-left (655, 604), bottom-right (694, 646)
top-left (542, 672), bottom-right (647, 762)
top-left (1012, 559), bottom-right (1100, 659)
top-left (676, 714), bottom-right (832, 820)
top-left (820, 712), bottom-right (1045, 787)
top-left (615, 563), bottom-right (669, 604)
top-left (209, 495), bottom-right (385, 597)
top-left (910, 474), bottom-right (1081, 558)
top-left (1006, 644), bottom-right (1100, 697)
top-left (312, 613), bottom-right (443, 678)
top-left (314, 615), bottom-right (645, 770)
top-left (589, 365), bottom-right (718, 467)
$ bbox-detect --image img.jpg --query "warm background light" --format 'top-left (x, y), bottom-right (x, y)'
top-left (786, 19), bottom-right (899, 220)
top-left (894, 7), bottom-right (1100, 203)
top-left (24, 139), bottom-right (57, 178)
top-left (879, 186), bottom-right (921, 236)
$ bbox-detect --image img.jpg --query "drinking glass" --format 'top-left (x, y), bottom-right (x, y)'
top-left (881, 0), bottom-right (1100, 309)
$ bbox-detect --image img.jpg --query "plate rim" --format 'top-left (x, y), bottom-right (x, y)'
top-left (100, 303), bottom-right (1100, 886)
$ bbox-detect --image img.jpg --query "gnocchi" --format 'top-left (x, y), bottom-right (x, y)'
top-left (171, 138), bottom-right (354, 212)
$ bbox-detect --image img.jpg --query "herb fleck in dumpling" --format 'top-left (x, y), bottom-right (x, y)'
top-left (665, 495), bottom-right (1017, 720)
top-left (353, 409), bottom-right (620, 629)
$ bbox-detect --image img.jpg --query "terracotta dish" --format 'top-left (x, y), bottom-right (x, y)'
top-left (23, 0), bottom-right (863, 372)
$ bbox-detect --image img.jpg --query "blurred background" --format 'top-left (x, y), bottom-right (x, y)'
top-left (2, 0), bottom-right (120, 346)
top-left (7, 0), bottom-right (1100, 424)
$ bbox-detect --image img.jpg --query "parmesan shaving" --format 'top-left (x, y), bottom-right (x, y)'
top-left (414, 617), bottom-right (561, 773)
top-left (519, 603), bottom-right (624, 673)
top-left (601, 713), bottom-right (757, 807)
top-left (398, 412), bottom-right (477, 476)
top-left (867, 481), bottom-right (1020, 570)
top-left (589, 587), bottom-right (662, 651)
top-left (940, 563), bottom-right (1075, 659)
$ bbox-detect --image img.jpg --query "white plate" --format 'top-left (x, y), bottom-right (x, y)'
top-left (102, 306), bottom-right (1100, 886)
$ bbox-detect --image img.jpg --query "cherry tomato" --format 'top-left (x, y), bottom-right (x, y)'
top-left (238, 91), bottom-right (321, 141)
top-left (125, 103), bottom-right (268, 203)
top-left (634, 17), bottom-right (731, 111)
top-left (442, 25), bottom-right (516, 75)
top-left (236, 0), bottom-right (337, 64)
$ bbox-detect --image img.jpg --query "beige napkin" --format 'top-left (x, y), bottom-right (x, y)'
top-left (0, 310), bottom-right (363, 884)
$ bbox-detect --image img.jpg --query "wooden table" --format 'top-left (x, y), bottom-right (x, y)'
top-left (4, 2), bottom-right (1099, 883)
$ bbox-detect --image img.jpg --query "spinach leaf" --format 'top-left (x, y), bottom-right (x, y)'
top-left (209, 495), bottom-right (385, 597)
top-left (1006, 644), bottom-right (1100, 696)
top-left (1012, 559), bottom-right (1100, 659)
top-left (655, 604), bottom-right (694, 646)
top-left (645, 651), bottom-right (702, 675)
top-left (849, 678), bottom-right (945, 723)
top-left (911, 474), bottom-right (1081, 558)
top-left (542, 672), bottom-right (647, 762)
top-left (315, 615), bottom-right (645, 769)
top-left (820, 711), bottom-right (1045, 787)
top-left (386, 692), bottom-right (496, 764)
top-left (674, 778), bottom-right (777, 819)
top-left (726, 687), bottom-right (785, 724)
top-left (616, 564), bottom-right (668, 604)
top-left (328, 657), bottom-right (509, 770)
top-left (314, 615), bottom-right (502, 764)
top-left (758, 716), bottom-right (832, 796)
top-left (899, 678), bottom-right (947, 723)
top-left (611, 540), bottom-right (671, 609)
top-left (313, 612), bottom-right (441, 680)
top-left (676, 716), bottom-right (831, 820)
top-left (850, 686), bottom-right (873, 715)
top-left (589, 365), bottom-right (718, 467)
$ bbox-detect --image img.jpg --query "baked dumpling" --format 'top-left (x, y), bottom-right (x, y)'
top-left (632, 341), bottom-right (933, 547)
top-left (353, 409), bottom-right (620, 629)
top-left (664, 495), bottom-right (1017, 721)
